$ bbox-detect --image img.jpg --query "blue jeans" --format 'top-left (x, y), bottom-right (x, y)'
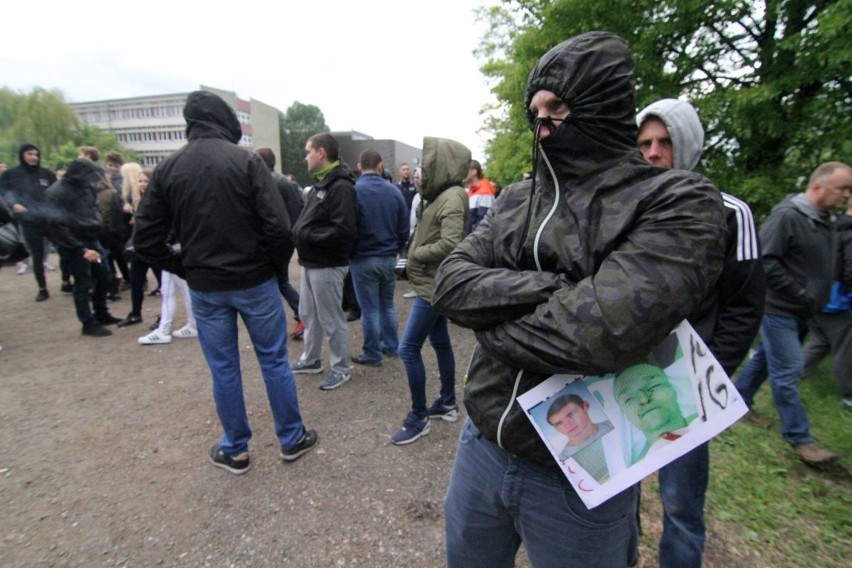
top-left (734, 313), bottom-right (813, 446)
top-left (350, 255), bottom-right (399, 361)
top-left (656, 442), bottom-right (709, 568)
top-left (445, 419), bottom-right (639, 568)
top-left (190, 278), bottom-right (305, 456)
top-left (399, 295), bottom-right (455, 417)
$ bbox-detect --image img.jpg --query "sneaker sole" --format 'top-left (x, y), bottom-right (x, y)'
top-left (392, 423), bottom-right (431, 445)
top-left (139, 339), bottom-right (172, 345)
top-left (208, 454), bottom-right (251, 475)
top-left (319, 374), bottom-right (351, 390)
top-left (292, 366), bottom-right (324, 375)
top-left (429, 411), bottom-right (459, 423)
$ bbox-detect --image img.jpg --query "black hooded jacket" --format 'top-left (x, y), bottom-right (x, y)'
top-left (133, 91), bottom-right (291, 292)
top-left (44, 159), bottom-right (105, 255)
top-left (433, 32), bottom-right (726, 465)
top-left (0, 143), bottom-right (57, 225)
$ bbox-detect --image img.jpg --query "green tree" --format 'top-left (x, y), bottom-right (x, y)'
top-left (478, 0), bottom-right (851, 216)
top-left (279, 101), bottom-right (329, 186)
top-left (0, 86), bottom-right (79, 166)
top-left (1, 86), bottom-right (138, 171)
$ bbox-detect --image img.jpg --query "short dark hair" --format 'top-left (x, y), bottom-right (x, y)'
top-left (546, 394), bottom-right (586, 423)
top-left (78, 146), bottom-right (100, 161)
top-left (105, 151), bottom-right (123, 165)
top-left (358, 149), bottom-right (383, 171)
top-left (469, 160), bottom-right (483, 178)
top-left (255, 147), bottom-right (276, 170)
top-left (307, 133), bottom-right (339, 162)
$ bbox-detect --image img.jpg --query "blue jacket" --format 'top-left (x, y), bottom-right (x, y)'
top-left (352, 172), bottom-right (409, 259)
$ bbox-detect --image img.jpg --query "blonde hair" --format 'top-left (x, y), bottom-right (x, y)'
top-left (120, 162), bottom-right (144, 208)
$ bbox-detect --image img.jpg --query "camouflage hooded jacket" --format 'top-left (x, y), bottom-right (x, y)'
top-left (432, 32), bottom-right (726, 466)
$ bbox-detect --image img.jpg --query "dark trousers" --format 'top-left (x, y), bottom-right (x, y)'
top-left (100, 232), bottom-right (130, 284)
top-left (21, 223), bottom-right (48, 289)
top-left (129, 259), bottom-right (161, 316)
top-left (62, 244), bottom-right (110, 324)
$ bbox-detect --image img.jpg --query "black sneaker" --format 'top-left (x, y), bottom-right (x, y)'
top-left (280, 429), bottom-right (318, 462)
top-left (208, 445), bottom-right (251, 475)
top-left (35, 289), bottom-right (49, 302)
top-left (96, 313), bottom-right (122, 326)
top-left (351, 354), bottom-right (382, 367)
top-left (117, 313), bottom-right (143, 327)
top-left (61, 282), bottom-right (74, 293)
top-left (81, 322), bottom-right (112, 337)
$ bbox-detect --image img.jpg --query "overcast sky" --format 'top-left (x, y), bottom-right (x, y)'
top-left (1, 0), bottom-right (500, 158)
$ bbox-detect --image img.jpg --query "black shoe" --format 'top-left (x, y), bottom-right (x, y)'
top-left (117, 313), bottom-right (143, 327)
top-left (346, 310), bottom-right (361, 322)
top-left (148, 288), bottom-right (160, 297)
top-left (107, 292), bottom-right (122, 302)
top-left (61, 282), bottom-right (74, 293)
top-left (119, 281), bottom-right (131, 291)
top-left (82, 322), bottom-right (112, 337)
top-left (96, 313), bottom-right (122, 326)
top-left (351, 354), bottom-right (382, 367)
top-left (35, 289), bottom-right (49, 302)
top-left (208, 445), bottom-right (251, 475)
top-left (280, 429), bottom-right (318, 462)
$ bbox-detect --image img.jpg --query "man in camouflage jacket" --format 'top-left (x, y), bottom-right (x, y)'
top-left (433, 32), bottom-right (726, 567)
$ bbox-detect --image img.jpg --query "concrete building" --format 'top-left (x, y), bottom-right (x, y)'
top-left (70, 85), bottom-right (281, 168)
top-left (331, 131), bottom-right (422, 182)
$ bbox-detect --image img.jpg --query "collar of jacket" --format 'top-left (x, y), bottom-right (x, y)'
top-left (313, 160), bottom-right (339, 182)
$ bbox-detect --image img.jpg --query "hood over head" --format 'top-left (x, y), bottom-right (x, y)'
top-left (64, 158), bottom-right (107, 188)
top-left (183, 91), bottom-right (242, 143)
top-left (419, 137), bottom-right (471, 202)
top-left (637, 99), bottom-right (704, 170)
top-left (524, 31), bottom-right (638, 180)
top-left (18, 142), bottom-right (41, 169)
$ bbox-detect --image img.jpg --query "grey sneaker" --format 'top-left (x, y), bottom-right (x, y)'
top-left (281, 429), bottom-right (319, 462)
top-left (319, 370), bottom-right (351, 390)
top-left (292, 359), bottom-right (323, 374)
top-left (426, 398), bottom-right (460, 422)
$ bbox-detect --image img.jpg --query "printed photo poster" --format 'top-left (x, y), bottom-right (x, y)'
top-left (517, 320), bottom-right (748, 509)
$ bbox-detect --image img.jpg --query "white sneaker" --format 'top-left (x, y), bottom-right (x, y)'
top-left (138, 330), bottom-right (172, 345)
top-left (43, 262), bottom-right (56, 272)
top-left (402, 291), bottom-right (416, 299)
top-left (172, 325), bottom-right (198, 338)
top-left (17, 262), bottom-right (28, 275)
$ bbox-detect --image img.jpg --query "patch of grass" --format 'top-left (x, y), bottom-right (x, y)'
top-left (707, 361), bottom-right (852, 567)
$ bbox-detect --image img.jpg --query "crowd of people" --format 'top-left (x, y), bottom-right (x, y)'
top-left (1, 29), bottom-right (849, 568)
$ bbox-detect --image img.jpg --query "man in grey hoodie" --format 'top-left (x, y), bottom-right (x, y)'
top-left (735, 161), bottom-right (851, 464)
top-left (637, 99), bottom-right (765, 568)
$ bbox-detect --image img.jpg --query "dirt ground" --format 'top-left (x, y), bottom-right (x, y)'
top-left (1, 254), bottom-right (773, 567)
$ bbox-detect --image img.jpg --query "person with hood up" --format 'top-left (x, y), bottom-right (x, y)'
top-left (133, 91), bottom-right (317, 474)
top-left (44, 158), bottom-right (121, 336)
top-left (432, 32), bottom-right (727, 567)
top-left (636, 98), bottom-right (765, 568)
top-left (289, 133), bottom-right (358, 391)
top-left (734, 161), bottom-right (851, 465)
top-left (0, 143), bottom-right (57, 301)
top-left (390, 137), bottom-right (470, 445)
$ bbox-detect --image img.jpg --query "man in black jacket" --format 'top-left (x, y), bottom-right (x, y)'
top-left (290, 133), bottom-right (357, 391)
top-left (0, 143), bottom-right (56, 301)
top-left (636, 98), bottom-right (765, 568)
top-left (134, 91), bottom-right (317, 474)
top-left (44, 159), bottom-right (120, 337)
top-left (255, 147), bottom-right (304, 339)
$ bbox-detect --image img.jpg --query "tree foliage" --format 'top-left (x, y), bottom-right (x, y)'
top-left (479, 0), bottom-right (851, 216)
top-left (0, 87), bottom-right (135, 171)
top-left (279, 101), bottom-right (330, 186)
